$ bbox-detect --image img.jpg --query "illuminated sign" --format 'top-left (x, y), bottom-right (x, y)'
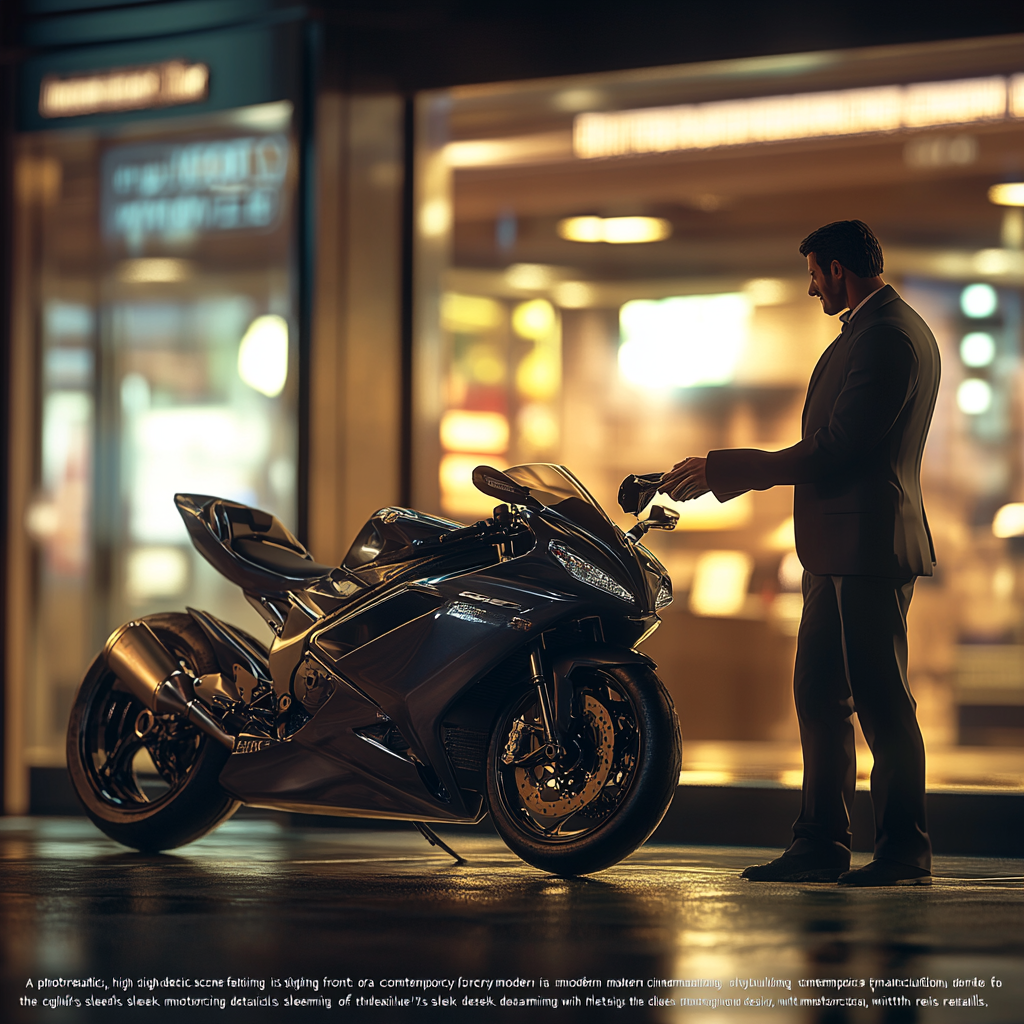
top-left (575, 74), bottom-right (1024, 158)
top-left (102, 135), bottom-right (289, 246)
top-left (39, 61), bottom-right (209, 119)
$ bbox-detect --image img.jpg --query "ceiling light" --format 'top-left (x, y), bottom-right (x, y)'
top-left (960, 283), bottom-right (998, 318)
top-left (988, 182), bottom-right (1024, 207)
top-left (960, 332), bottom-right (996, 367)
top-left (956, 378), bottom-right (992, 415)
top-left (558, 215), bottom-right (671, 244)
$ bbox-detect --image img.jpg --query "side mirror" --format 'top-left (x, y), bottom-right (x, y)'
top-left (626, 501), bottom-right (679, 541)
top-left (618, 472), bottom-right (664, 515)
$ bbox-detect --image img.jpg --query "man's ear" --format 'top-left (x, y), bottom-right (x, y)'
top-left (830, 260), bottom-right (844, 280)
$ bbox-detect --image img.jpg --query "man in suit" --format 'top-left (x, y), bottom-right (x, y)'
top-left (662, 220), bottom-right (940, 886)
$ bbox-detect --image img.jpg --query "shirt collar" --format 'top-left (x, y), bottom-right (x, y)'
top-left (839, 285), bottom-right (885, 326)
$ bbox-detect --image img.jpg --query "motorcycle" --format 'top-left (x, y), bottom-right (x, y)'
top-left (67, 463), bottom-right (681, 875)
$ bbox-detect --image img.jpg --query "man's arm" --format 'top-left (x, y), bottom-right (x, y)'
top-left (666, 326), bottom-right (919, 502)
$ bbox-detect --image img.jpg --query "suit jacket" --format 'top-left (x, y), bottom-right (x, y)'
top-left (705, 285), bottom-right (940, 577)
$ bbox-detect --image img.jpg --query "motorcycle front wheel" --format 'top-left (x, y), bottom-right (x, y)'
top-left (486, 662), bottom-right (681, 875)
top-left (67, 612), bottom-right (239, 852)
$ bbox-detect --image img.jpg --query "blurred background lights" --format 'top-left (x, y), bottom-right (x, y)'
top-left (618, 292), bottom-right (750, 389)
top-left (689, 550), bottom-right (753, 617)
top-left (777, 550), bottom-right (804, 591)
top-left (960, 331), bottom-right (996, 367)
top-left (988, 182), bottom-right (1024, 207)
top-left (960, 282), bottom-right (998, 318)
top-left (553, 281), bottom-right (594, 308)
top-left (440, 410), bottom-right (509, 454)
top-left (956, 378), bottom-right (992, 415)
top-left (237, 314), bottom-right (288, 397)
top-left (512, 298), bottom-right (556, 339)
top-left (517, 403), bottom-right (559, 449)
top-left (441, 292), bottom-right (503, 332)
top-left (557, 215), bottom-right (672, 244)
top-left (992, 502), bottom-right (1024, 539)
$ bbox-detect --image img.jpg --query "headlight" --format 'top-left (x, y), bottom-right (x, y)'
top-left (549, 541), bottom-right (633, 603)
top-left (655, 580), bottom-right (672, 609)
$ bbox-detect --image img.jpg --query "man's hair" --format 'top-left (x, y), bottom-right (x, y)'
top-left (799, 220), bottom-right (884, 278)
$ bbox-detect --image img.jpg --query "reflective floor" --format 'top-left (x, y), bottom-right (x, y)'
top-left (2, 817), bottom-right (1021, 1022)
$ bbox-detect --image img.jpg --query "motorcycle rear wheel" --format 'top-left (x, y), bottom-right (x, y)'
top-left (67, 613), bottom-right (239, 852)
top-left (486, 662), bottom-right (681, 875)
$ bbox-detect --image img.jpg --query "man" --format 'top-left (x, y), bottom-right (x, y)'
top-left (662, 220), bottom-right (940, 887)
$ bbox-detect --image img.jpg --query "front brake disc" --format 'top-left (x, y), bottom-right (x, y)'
top-left (514, 695), bottom-right (614, 818)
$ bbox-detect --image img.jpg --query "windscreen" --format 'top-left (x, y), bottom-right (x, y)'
top-left (503, 464), bottom-right (600, 509)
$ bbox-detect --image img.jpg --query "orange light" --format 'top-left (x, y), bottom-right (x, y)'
top-left (440, 410), bottom-right (509, 454)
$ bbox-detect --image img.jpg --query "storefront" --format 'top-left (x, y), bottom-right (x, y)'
top-left (5, 4), bottom-right (312, 810)
top-left (4, 4), bottom-right (1023, 815)
top-left (410, 35), bottom-right (1024, 787)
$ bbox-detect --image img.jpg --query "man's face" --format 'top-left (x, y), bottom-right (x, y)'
top-left (806, 253), bottom-right (846, 316)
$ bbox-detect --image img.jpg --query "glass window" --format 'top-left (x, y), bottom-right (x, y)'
top-left (15, 102), bottom-right (299, 771)
top-left (413, 39), bottom-right (1024, 788)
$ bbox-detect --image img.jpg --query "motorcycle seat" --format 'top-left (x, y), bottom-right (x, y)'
top-left (232, 538), bottom-right (334, 581)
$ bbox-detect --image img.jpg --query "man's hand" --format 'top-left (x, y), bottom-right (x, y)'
top-left (661, 457), bottom-right (709, 502)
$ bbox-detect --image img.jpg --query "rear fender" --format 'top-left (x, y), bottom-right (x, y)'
top-left (550, 645), bottom-right (655, 734)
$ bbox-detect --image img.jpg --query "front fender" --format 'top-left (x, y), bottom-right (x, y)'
top-left (550, 644), bottom-right (655, 733)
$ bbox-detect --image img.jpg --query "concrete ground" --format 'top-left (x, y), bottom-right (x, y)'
top-left (1, 816), bottom-right (1021, 1023)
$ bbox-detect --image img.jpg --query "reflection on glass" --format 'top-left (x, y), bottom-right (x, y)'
top-left (17, 103), bottom-right (298, 769)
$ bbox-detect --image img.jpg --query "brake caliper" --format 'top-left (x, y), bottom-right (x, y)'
top-left (502, 718), bottom-right (526, 765)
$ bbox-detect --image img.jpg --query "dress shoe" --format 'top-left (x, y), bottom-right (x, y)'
top-left (837, 860), bottom-right (932, 887)
top-left (741, 852), bottom-right (849, 883)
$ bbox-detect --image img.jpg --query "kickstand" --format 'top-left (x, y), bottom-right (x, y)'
top-left (412, 821), bottom-right (466, 865)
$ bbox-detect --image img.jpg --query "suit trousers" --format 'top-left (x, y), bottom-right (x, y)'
top-left (789, 572), bottom-right (932, 871)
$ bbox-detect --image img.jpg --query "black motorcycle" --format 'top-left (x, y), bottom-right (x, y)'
top-left (68, 464), bottom-right (681, 875)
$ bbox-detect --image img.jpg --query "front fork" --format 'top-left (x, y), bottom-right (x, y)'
top-left (528, 639), bottom-right (579, 760)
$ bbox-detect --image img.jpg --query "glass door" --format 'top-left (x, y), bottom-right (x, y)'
top-left (15, 101), bottom-right (299, 773)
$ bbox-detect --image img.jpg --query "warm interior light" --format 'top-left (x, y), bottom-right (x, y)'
top-left (440, 410), bottom-right (509, 454)
top-left (554, 281), bottom-right (594, 308)
top-left (440, 453), bottom-right (506, 519)
top-left (618, 293), bottom-right (750, 389)
top-left (957, 378), bottom-right (992, 415)
top-left (118, 258), bottom-right (192, 283)
top-left (653, 491), bottom-right (752, 531)
top-left (777, 551), bottom-right (804, 590)
top-left (689, 550), bottom-right (753, 617)
top-left (960, 332), bottom-right (996, 367)
top-left (575, 75), bottom-right (1013, 158)
top-left (441, 293), bottom-right (503, 332)
top-left (238, 315), bottom-right (289, 397)
top-left (767, 517), bottom-right (796, 551)
top-left (993, 503), bottom-right (1024, 539)
top-left (512, 299), bottom-right (557, 340)
top-left (558, 215), bottom-right (672, 244)
top-left (988, 182), bottom-right (1024, 207)
top-left (127, 546), bottom-right (189, 599)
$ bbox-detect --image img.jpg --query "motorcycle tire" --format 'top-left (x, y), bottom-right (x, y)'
top-left (486, 662), bottom-right (681, 875)
top-left (67, 612), bottom-right (239, 852)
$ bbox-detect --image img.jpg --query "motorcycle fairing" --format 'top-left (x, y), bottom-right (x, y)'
top-left (217, 515), bottom-right (660, 821)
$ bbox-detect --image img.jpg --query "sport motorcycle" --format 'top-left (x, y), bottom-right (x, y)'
top-left (68, 464), bottom-right (681, 875)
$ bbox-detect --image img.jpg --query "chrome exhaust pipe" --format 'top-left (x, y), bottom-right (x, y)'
top-left (104, 621), bottom-right (236, 750)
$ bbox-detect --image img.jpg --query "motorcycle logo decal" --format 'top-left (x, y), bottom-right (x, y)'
top-left (458, 591), bottom-right (521, 610)
top-left (235, 737), bottom-right (273, 754)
